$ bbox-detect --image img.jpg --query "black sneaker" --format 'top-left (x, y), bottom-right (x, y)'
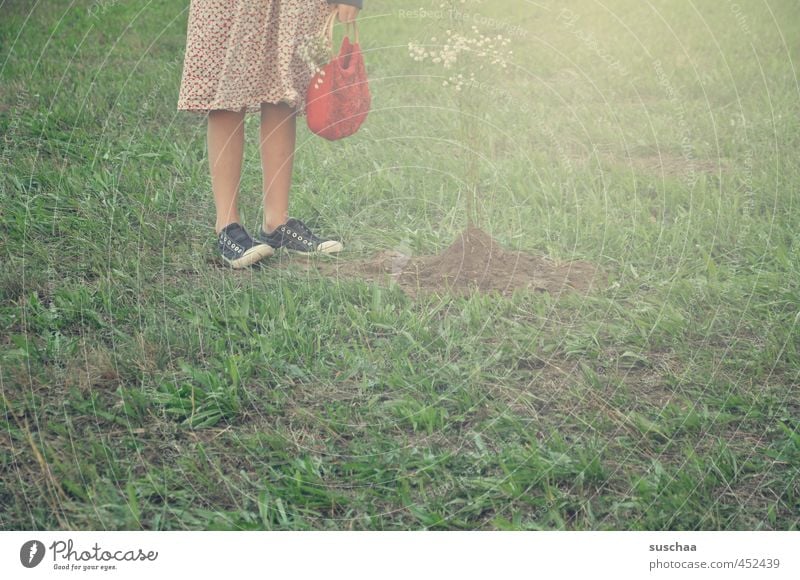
top-left (217, 222), bottom-right (274, 268)
top-left (256, 217), bottom-right (343, 255)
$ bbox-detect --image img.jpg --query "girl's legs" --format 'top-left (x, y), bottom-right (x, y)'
top-left (260, 101), bottom-right (297, 233)
top-left (207, 109), bottom-right (246, 235)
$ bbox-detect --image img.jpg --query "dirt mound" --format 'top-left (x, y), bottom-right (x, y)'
top-left (332, 226), bottom-right (606, 299)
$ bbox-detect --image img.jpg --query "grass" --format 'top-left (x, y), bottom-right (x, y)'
top-left (1, 0), bottom-right (798, 530)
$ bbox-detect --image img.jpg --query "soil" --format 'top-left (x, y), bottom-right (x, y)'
top-left (285, 226), bottom-right (607, 299)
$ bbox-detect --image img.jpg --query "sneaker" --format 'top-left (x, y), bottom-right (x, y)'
top-left (217, 222), bottom-right (274, 268)
top-left (256, 217), bottom-right (343, 255)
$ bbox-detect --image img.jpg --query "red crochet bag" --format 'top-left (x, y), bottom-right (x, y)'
top-left (305, 10), bottom-right (370, 141)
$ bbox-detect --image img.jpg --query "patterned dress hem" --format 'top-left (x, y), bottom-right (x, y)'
top-left (177, 97), bottom-right (308, 116)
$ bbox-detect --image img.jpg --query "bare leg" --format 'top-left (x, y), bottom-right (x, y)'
top-left (260, 101), bottom-right (297, 233)
top-left (207, 109), bottom-right (246, 235)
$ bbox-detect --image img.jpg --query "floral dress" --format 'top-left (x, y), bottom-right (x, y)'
top-left (177, 0), bottom-right (363, 116)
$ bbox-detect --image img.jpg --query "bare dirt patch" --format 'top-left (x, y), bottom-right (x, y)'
top-left (338, 227), bottom-right (606, 297)
top-left (279, 226), bottom-right (607, 299)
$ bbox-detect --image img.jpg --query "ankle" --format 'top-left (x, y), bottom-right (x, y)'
top-left (216, 219), bottom-right (240, 236)
top-left (262, 221), bottom-right (282, 235)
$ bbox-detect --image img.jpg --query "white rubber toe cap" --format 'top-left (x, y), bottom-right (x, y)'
top-left (316, 240), bottom-right (344, 254)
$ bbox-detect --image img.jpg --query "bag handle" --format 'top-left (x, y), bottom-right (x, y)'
top-left (322, 8), bottom-right (360, 57)
top-left (344, 19), bottom-right (360, 45)
top-left (322, 8), bottom-right (337, 52)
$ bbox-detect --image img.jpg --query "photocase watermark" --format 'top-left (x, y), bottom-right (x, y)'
top-left (652, 59), bottom-right (698, 190)
top-left (728, 1), bottom-right (752, 38)
top-left (739, 147), bottom-right (755, 235)
top-left (140, 60), bottom-right (182, 117)
top-left (87, 0), bottom-right (121, 19)
top-left (556, 8), bottom-right (630, 77)
top-left (397, 6), bottom-right (528, 39)
top-left (20, 540), bottom-right (46, 568)
top-left (19, 538), bottom-right (158, 572)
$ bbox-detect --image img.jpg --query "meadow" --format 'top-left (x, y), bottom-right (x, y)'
top-left (1, 0), bottom-right (798, 530)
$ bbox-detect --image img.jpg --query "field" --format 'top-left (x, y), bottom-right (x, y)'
top-left (1, 0), bottom-right (798, 530)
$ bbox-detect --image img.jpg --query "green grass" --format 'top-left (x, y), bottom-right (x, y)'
top-left (1, 0), bottom-right (798, 530)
